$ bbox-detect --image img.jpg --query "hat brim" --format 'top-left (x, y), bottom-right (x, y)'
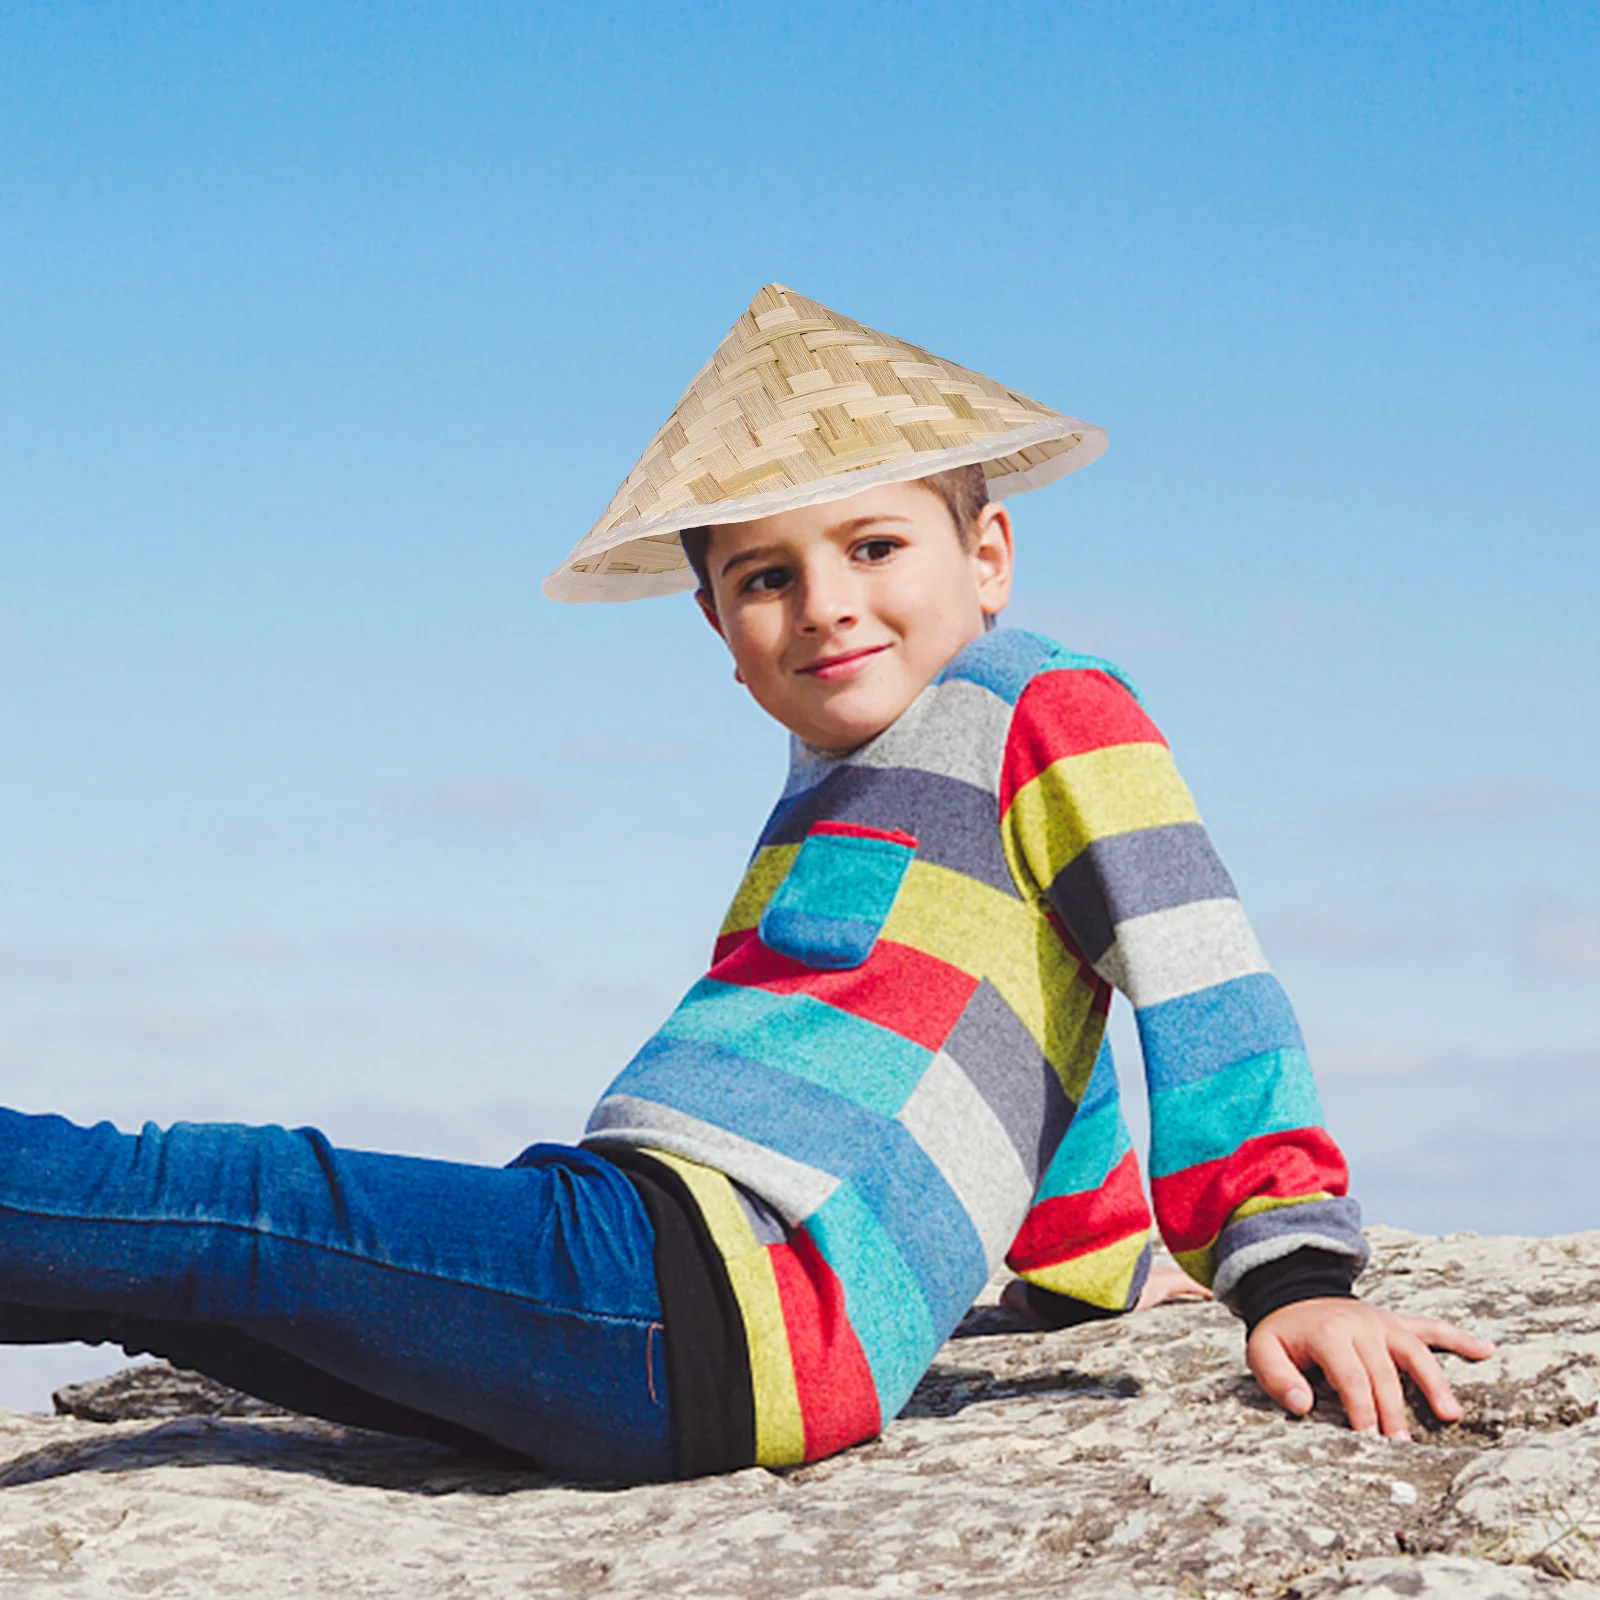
top-left (542, 417), bottom-right (1107, 603)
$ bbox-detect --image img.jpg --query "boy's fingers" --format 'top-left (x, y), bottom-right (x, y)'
top-left (1397, 1315), bottom-right (1497, 1361)
top-left (1391, 1333), bottom-right (1464, 1423)
top-left (1318, 1341), bottom-right (1380, 1435)
top-left (1362, 1337), bottom-right (1412, 1439)
top-left (1246, 1333), bottom-right (1314, 1415)
top-left (1247, 1306), bottom-right (1493, 1436)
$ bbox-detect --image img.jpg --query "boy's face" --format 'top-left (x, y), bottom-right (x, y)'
top-left (697, 481), bottom-right (1014, 750)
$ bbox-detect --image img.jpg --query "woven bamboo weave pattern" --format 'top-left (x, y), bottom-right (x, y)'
top-left (545, 284), bottom-right (1106, 602)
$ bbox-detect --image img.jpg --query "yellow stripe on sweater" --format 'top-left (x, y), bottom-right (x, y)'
top-left (719, 845), bottom-right (800, 938)
top-left (1004, 743), bottom-right (1199, 886)
top-left (640, 1149), bottom-right (807, 1467)
top-left (1013, 1229), bottom-right (1151, 1310)
top-left (1234, 1190), bottom-right (1332, 1220)
top-left (1172, 1242), bottom-right (1217, 1284)
top-left (883, 861), bottom-right (1102, 1100)
top-left (1172, 1191), bottom-right (1334, 1284)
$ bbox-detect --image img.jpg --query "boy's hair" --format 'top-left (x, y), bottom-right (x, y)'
top-left (679, 464), bottom-right (990, 599)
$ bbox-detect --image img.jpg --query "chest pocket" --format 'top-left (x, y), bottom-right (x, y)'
top-left (759, 821), bottom-right (919, 970)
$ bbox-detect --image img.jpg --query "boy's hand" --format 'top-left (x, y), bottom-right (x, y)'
top-left (1247, 1298), bottom-right (1497, 1439)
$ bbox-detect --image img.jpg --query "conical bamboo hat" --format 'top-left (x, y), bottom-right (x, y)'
top-left (544, 283), bottom-right (1108, 603)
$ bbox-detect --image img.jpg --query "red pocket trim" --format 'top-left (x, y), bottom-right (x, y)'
top-left (807, 821), bottom-right (919, 850)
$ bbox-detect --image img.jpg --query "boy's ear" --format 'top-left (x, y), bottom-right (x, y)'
top-left (971, 502), bottom-right (1015, 617)
top-left (696, 589), bottom-right (744, 683)
top-left (695, 588), bottom-right (726, 639)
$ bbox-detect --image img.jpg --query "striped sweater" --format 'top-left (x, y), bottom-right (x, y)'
top-left (585, 628), bottom-right (1366, 1466)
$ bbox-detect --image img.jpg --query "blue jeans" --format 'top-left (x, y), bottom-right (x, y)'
top-left (0, 1109), bottom-right (674, 1482)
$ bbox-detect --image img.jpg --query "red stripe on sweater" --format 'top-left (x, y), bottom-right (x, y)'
top-left (1151, 1128), bottom-right (1350, 1255)
top-left (1005, 1148), bottom-right (1153, 1273)
top-left (808, 821), bottom-right (918, 849)
top-left (999, 669), bottom-right (1168, 814)
top-left (768, 1230), bottom-right (881, 1460)
top-left (708, 933), bottom-right (979, 1053)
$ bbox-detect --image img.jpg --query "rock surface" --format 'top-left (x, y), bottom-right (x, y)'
top-left (53, 1364), bottom-right (290, 1423)
top-left (0, 1227), bottom-right (1592, 1597)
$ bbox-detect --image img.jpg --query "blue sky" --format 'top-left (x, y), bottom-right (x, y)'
top-left (1, 3), bottom-right (1596, 1405)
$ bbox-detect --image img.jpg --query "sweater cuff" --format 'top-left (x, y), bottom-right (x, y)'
top-left (1016, 1282), bottom-right (1127, 1330)
top-left (1232, 1246), bottom-right (1360, 1332)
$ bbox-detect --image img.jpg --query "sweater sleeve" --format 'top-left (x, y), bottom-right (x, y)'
top-left (999, 657), bottom-right (1369, 1308)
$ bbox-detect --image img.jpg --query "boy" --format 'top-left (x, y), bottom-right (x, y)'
top-left (0, 285), bottom-right (1488, 1484)
top-left (551, 284), bottom-right (1492, 1473)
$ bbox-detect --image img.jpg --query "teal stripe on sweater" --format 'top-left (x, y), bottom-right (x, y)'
top-left (659, 979), bottom-right (930, 1118)
top-left (806, 1184), bottom-right (936, 1416)
top-left (1033, 1100), bottom-right (1132, 1203)
top-left (1147, 1048), bottom-right (1323, 1179)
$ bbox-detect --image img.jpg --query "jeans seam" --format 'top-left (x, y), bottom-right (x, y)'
top-left (0, 1200), bottom-right (661, 1331)
top-left (645, 1321), bottom-right (662, 1405)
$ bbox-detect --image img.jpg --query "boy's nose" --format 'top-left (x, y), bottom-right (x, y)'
top-left (796, 565), bottom-right (858, 633)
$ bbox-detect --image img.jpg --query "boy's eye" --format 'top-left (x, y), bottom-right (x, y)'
top-left (854, 537), bottom-right (900, 563)
top-left (742, 564), bottom-right (793, 594)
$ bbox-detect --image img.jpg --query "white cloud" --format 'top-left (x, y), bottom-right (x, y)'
top-left (388, 779), bottom-right (548, 826)
top-left (93, 1007), bottom-right (271, 1053)
top-left (1269, 910), bottom-right (1403, 960)
top-left (214, 931), bottom-right (299, 964)
top-left (1255, 598), bottom-right (1362, 649)
top-left (1317, 1045), bottom-right (1600, 1233)
top-left (1526, 908), bottom-right (1600, 978)
top-left (1310, 1042), bottom-right (1433, 1079)
top-left (0, 941), bottom-right (142, 983)
top-left (575, 980), bottom-right (667, 1013)
top-left (334, 924), bottom-right (535, 978)
top-left (1266, 908), bottom-right (1459, 962)
top-left (1372, 779), bottom-right (1568, 826)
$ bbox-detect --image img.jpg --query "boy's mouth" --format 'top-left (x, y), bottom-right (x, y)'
top-left (797, 644), bottom-right (890, 682)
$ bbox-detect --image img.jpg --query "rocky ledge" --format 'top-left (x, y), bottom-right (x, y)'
top-left (0, 1227), bottom-right (1596, 1597)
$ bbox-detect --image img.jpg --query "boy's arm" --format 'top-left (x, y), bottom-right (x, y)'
top-left (1002, 660), bottom-right (1492, 1430)
top-left (1002, 661), bottom-right (1366, 1300)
